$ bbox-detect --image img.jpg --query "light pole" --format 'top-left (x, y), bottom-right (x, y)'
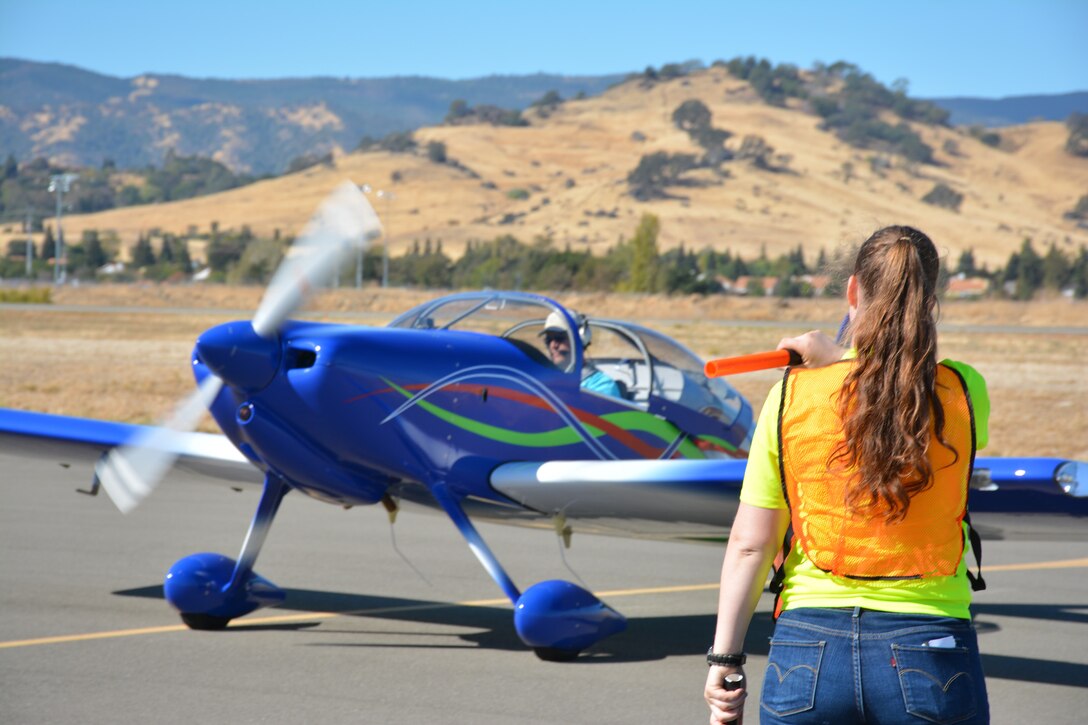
top-left (47, 173), bottom-right (78, 284)
top-left (24, 207), bottom-right (35, 278)
top-left (361, 184), bottom-right (395, 288)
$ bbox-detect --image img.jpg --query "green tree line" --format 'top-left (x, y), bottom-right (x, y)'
top-left (6, 212), bottom-right (1088, 302)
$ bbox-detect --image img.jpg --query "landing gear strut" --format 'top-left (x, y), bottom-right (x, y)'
top-left (430, 483), bottom-right (627, 659)
top-left (165, 474), bottom-right (289, 628)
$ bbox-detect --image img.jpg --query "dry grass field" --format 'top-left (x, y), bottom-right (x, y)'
top-left (4, 67), bottom-right (1086, 272)
top-left (1, 285), bottom-right (1085, 461)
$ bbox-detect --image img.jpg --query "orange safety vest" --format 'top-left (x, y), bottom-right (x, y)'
top-left (777, 361), bottom-right (975, 581)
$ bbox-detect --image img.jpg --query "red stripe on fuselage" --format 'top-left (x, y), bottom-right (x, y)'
top-left (345, 383), bottom-right (668, 459)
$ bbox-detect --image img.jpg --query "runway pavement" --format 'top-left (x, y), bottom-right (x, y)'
top-left (2, 452), bottom-right (1087, 724)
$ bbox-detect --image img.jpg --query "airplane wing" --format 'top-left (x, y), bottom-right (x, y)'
top-left (490, 456), bottom-right (1088, 541)
top-left (0, 408), bottom-right (263, 490)
top-left (489, 459), bottom-right (745, 540)
top-left (3, 406), bottom-right (1085, 540)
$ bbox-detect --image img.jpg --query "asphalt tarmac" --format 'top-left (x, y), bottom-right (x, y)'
top-left (2, 452), bottom-right (1086, 724)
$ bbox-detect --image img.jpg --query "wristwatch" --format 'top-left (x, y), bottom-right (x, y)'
top-left (706, 648), bottom-right (746, 667)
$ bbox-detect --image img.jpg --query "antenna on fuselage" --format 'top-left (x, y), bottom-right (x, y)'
top-left (552, 510), bottom-right (589, 590)
top-left (380, 494), bottom-right (432, 586)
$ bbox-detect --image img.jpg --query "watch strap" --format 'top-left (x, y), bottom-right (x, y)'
top-left (706, 648), bottom-right (746, 667)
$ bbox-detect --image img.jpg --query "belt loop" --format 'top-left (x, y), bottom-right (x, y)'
top-left (852, 606), bottom-right (861, 619)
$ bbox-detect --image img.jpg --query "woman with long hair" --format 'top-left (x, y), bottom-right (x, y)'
top-left (704, 226), bottom-right (990, 724)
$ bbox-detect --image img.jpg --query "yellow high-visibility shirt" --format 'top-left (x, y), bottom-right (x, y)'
top-left (739, 352), bottom-right (989, 618)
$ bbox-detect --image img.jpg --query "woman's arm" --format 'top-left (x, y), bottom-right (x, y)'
top-left (704, 502), bottom-right (790, 724)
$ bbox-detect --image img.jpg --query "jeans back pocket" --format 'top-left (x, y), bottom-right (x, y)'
top-left (761, 639), bottom-right (825, 718)
top-left (893, 643), bottom-right (979, 724)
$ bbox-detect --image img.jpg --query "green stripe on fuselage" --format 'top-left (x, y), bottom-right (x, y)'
top-left (383, 379), bottom-right (705, 457)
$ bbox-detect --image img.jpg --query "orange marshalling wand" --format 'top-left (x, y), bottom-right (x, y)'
top-left (704, 349), bottom-right (803, 378)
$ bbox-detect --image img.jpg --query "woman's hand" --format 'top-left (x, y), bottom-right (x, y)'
top-left (778, 330), bottom-right (846, 369)
top-left (705, 665), bottom-right (746, 724)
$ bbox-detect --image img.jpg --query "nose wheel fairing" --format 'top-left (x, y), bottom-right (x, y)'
top-left (166, 473), bottom-right (289, 628)
top-left (164, 552), bottom-right (285, 627)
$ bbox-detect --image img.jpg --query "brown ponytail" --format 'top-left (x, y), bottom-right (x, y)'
top-left (831, 226), bottom-right (955, 522)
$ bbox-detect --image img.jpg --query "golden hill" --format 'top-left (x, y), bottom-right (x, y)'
top-left (31, 67), bottom-right (1088, 269)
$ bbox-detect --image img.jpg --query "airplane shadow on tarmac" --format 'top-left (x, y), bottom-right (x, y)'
top-left (115, 586), bottom-right (1088, 684)
top-left (115, 583), bottom-right (747, 662)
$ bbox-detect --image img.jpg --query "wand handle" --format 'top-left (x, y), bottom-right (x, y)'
top-left (722, 672), bottom-right (745, 724)
top-left (705, 348), bottom-right (802, 378)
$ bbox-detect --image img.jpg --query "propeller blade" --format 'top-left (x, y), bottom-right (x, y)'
top-left (99, 182), bottom-right (378, 512)
top-left (251, 181), bottom-right (382, 338)
top-left (97, 374), bottom-right (224, 513)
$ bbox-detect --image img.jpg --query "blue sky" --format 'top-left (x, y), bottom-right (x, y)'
top-left (1, 0), bottom-right (1085, 99)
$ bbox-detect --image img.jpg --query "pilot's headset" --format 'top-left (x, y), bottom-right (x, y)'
top-left (542, 310), bottom-right (591, 348)
top-left (574, 313), bottom-right (592, 348)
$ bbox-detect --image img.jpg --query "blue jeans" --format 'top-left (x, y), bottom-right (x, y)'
top-left (760, 607), bottom-right (989, 724)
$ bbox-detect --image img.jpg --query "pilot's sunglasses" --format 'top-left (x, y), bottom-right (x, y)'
top-left (545, 332), bottom-right (568, 344)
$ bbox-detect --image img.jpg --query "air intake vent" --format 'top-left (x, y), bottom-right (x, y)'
top-left (286, 347), bottom-right (317, 370)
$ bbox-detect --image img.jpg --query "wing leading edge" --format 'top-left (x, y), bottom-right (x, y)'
top-left (0, 408), bottom-right (262, 490)
top-left (3, 406), bottom-right (1085, 540)
top-left (490, 459), bottom-right (747, 540)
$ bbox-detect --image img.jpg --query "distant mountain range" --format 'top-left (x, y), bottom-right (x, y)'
top-left (1, 58), bottom-right (1084, 174)
top-left (0, 58), bottom-right (624, 174)
top-left (10, 63), bottom-right (1086, 274)
top-left (929, 91), bottom-right (1088, 127)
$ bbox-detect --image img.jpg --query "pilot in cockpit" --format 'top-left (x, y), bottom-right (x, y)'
top-left (540, 311), bottom-right (622, 398)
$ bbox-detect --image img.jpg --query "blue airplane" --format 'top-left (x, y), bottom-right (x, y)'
top-left (1, 183), bottom-right (1085, 660)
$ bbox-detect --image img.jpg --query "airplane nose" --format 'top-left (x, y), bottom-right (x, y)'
top-left (195, 321), bottom-right (282, 392)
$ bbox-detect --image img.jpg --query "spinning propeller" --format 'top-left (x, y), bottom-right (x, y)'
top-left (96, 181), bottom-right (382, 513)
